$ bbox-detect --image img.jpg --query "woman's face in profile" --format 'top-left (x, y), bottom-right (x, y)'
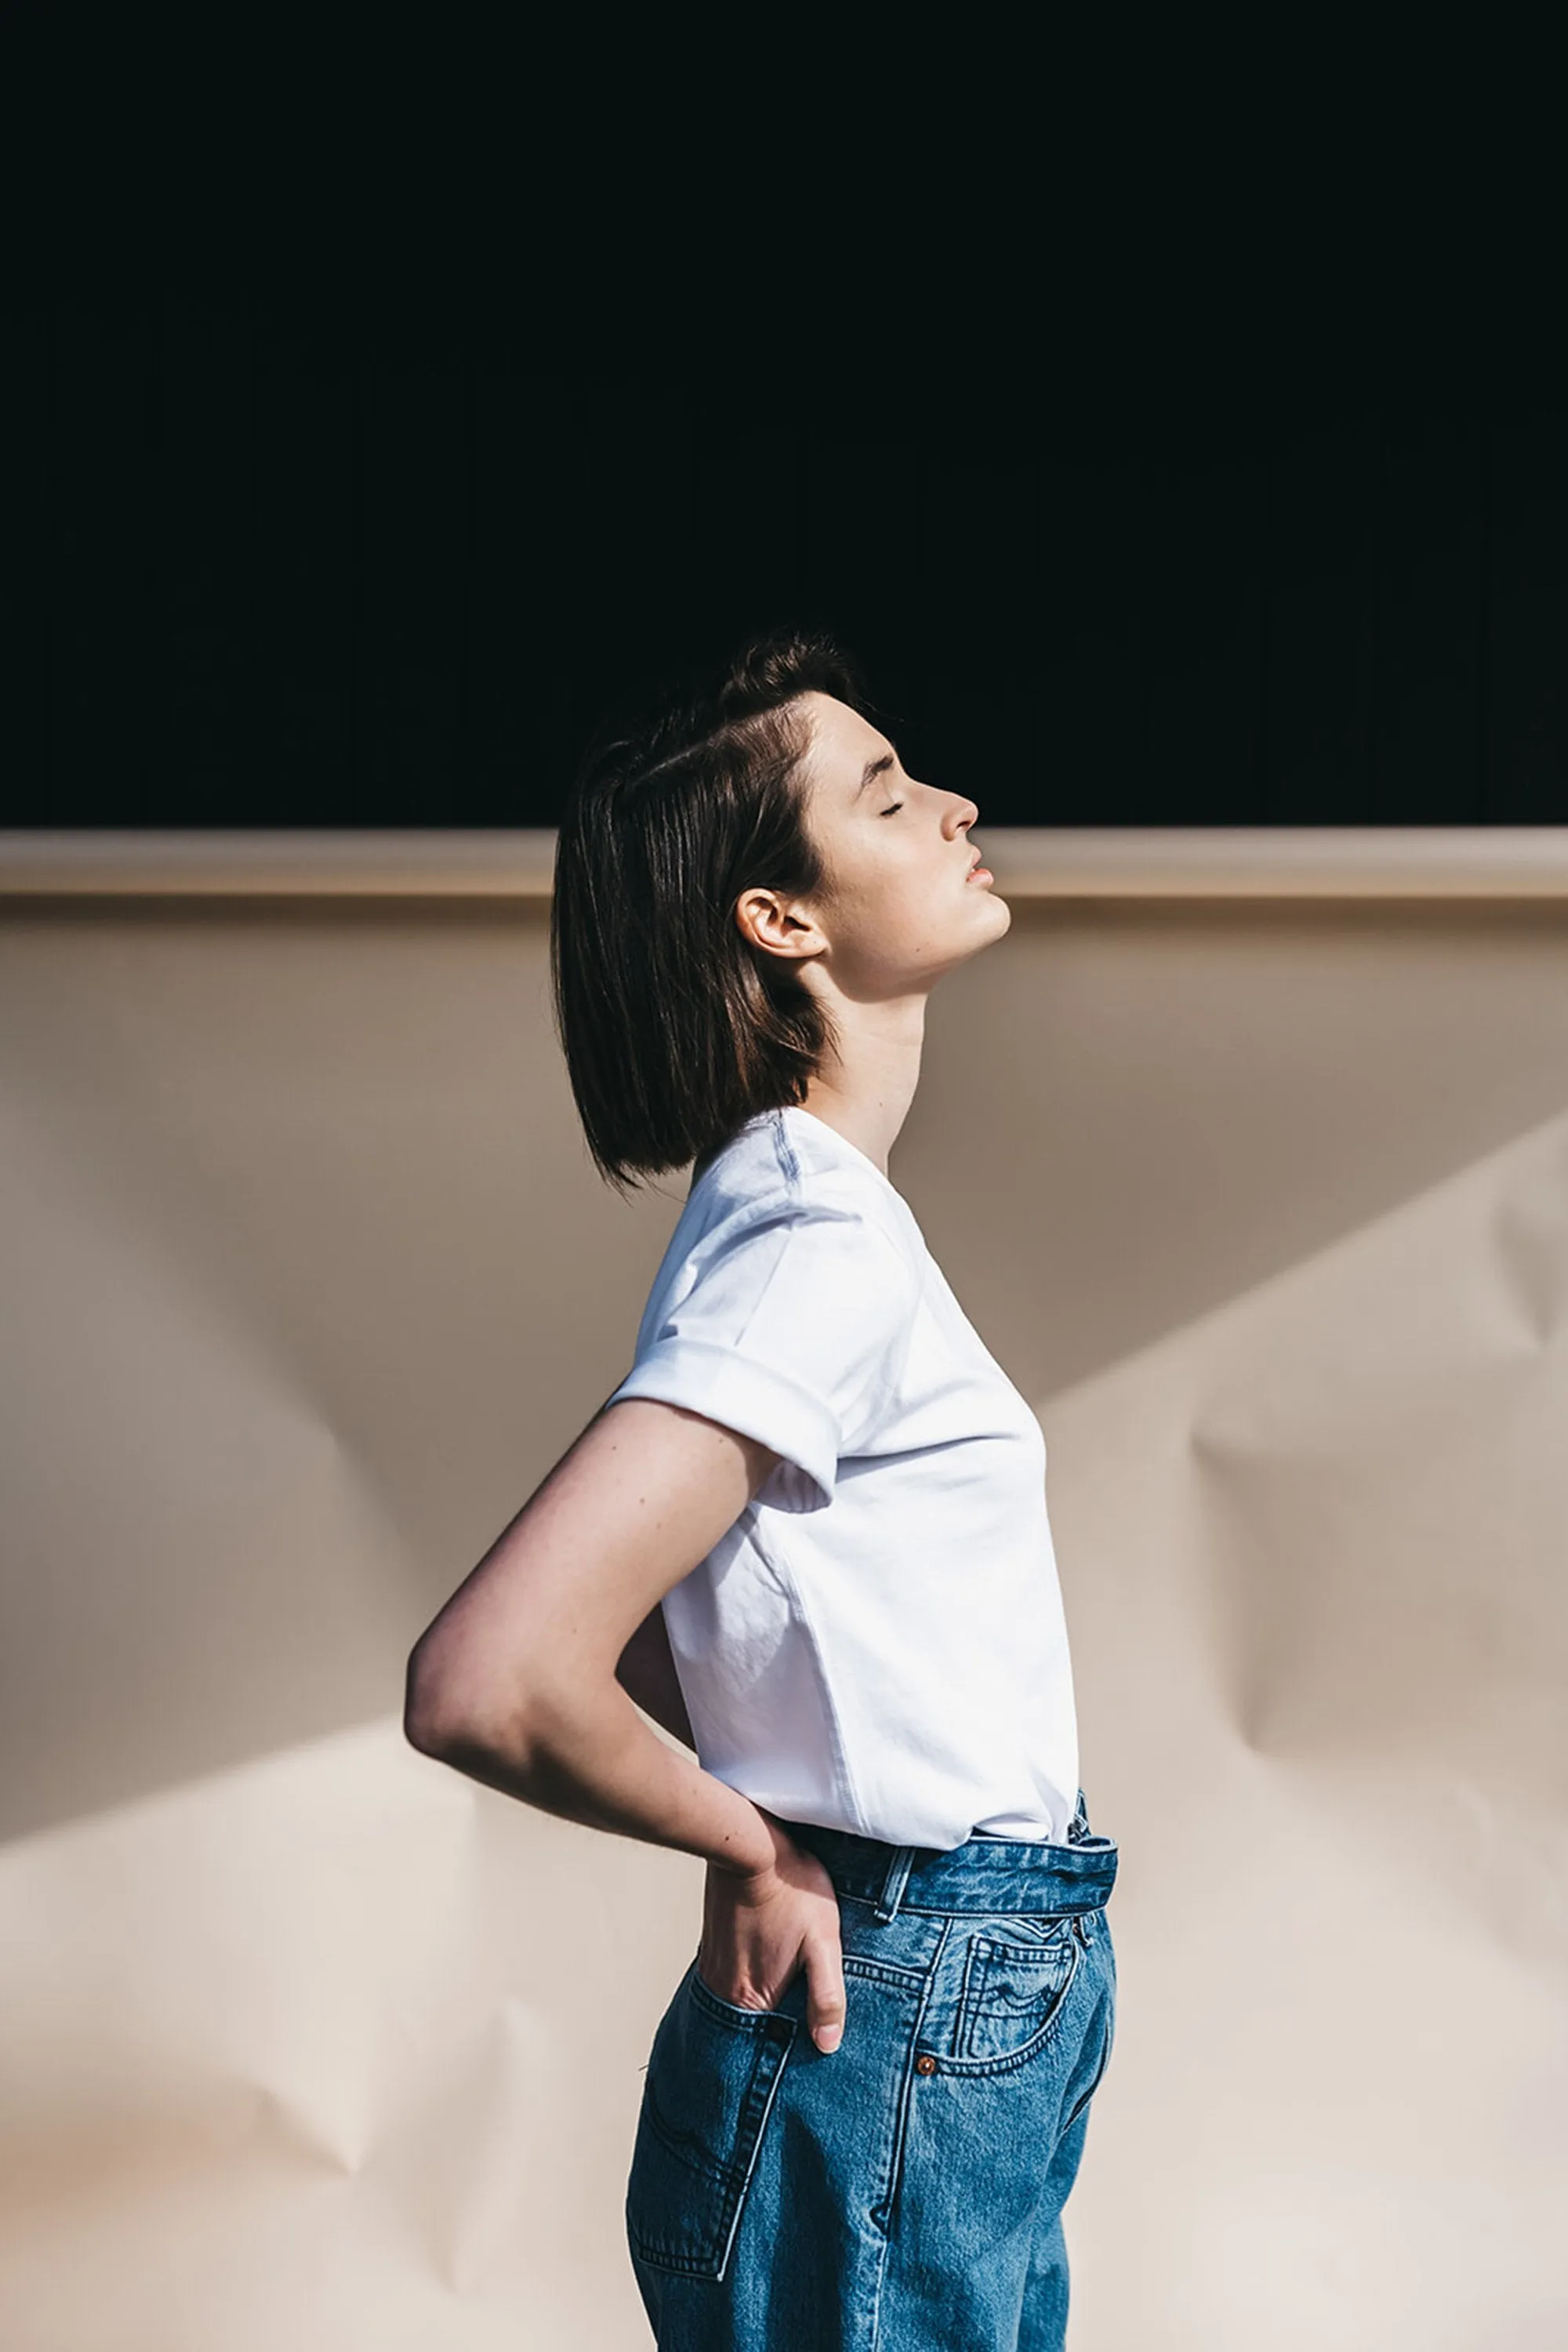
top-left (767, 691), bottom-right (1011, 997)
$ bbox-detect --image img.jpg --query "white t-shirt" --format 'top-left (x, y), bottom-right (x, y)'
top-left (601, 1104), bottom-right (1080, 1851)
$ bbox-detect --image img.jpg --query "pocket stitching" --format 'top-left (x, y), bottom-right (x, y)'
top-left (954, 1926), bottom-right (1083, 2066)
top-left (993, 1913), bottom-right (1075, 1947)
top-left (690, 1963), bottom-right (798, 2028)
top-left (626, 1965), bottom-right (799, 2281)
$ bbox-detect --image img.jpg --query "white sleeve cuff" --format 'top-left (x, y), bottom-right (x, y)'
top-left (603, 1336), bottom-right (840, 1512)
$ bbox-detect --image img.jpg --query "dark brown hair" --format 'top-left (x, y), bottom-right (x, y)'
top-left (550, 628), bottom-right (866, 1194)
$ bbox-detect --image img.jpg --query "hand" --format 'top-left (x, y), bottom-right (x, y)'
top-left (699, 1813), bottom-right (848, 2054)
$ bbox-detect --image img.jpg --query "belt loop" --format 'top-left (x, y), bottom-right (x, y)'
top-left (873, 1843), bottom-right (916, 1923)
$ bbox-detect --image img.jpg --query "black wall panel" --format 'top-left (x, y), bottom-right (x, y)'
top-left (2, 289), bottom-right (1565, 828)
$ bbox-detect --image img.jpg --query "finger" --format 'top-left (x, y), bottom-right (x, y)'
top-left (807, 1942), bottom-right (848, 2053)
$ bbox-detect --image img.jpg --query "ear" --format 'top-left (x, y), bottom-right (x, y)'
top-left (733, 887), bottom-right (825, 964)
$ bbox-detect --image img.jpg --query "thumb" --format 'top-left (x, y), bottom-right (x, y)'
top-left (808, 1944), bottom-right (848, 2054)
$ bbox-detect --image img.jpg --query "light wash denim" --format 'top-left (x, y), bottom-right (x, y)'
top-left (626, 1788), bottom-right (1119, 2349)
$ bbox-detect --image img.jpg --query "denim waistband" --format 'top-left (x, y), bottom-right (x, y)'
top-left (778, 1787), bottom-right (1118, 1922)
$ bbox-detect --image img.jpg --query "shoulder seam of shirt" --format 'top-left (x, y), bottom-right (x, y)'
top-left (767, 1108), bottom-right (804, 1187)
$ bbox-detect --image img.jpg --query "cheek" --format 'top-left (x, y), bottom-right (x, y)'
top-left (833, 871), bottom-right (938, 971)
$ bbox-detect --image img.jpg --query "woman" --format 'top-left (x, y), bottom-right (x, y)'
top-left (404, 631), bottom-right (1119, 2350)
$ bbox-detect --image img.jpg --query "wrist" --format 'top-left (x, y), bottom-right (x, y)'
top-left (706, 1802), bottom-right (793, 1884)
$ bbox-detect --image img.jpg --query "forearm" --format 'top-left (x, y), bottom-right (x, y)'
top-left (416, 1673), bottom-right (775, 1878)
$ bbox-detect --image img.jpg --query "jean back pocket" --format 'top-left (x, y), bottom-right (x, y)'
top-left (626, 1956), bottom-right (799, 2281)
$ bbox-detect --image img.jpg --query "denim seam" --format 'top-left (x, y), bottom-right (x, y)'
top-left (866, 1912), bottom-right (953, 2350)
top-left (1061, 2001), bottom-right (1115, 2136)
top-left (843, 1954), bottom-right (927, 1990)
top-left (862, 1889), bottom-right (1113, 1919)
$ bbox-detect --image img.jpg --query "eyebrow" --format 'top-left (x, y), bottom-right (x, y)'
top-left (855, 752), bottom-right (896, 799)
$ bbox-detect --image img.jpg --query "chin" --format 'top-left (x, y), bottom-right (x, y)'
top-left (952, 893), bottom-right (1011, 962)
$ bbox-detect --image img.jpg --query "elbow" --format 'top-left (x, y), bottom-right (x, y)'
top-left (401, 1633), bottom-right (548, 1771)
top-left (403, 1643), bottom-right (457, 1758)
top-left (402, 1637), bottom-right (495, 1762)
top-left (404, 1693), bottom-right (457, 1761)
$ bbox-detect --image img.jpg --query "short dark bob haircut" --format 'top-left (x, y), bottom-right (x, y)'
top-left (550, 628), bottom-right (869, 1195)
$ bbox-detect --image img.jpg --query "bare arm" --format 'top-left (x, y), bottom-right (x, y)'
top-left (403, 1396), bottom-right (779, 1878)
top-left (405, 1395), bottom-right (853, 2052)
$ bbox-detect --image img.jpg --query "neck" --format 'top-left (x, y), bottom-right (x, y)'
top-left (798, 995), bottom-right (927, 1178)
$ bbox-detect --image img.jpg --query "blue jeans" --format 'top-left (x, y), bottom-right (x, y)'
top-left (625, 1788), bottom-right (1119, 2349)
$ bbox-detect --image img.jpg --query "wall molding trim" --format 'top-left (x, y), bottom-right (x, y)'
top-left (4, 829), bottom-right (1568, 902)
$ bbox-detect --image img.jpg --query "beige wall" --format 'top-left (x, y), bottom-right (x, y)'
top-left (2, 831), bottom-right (1566, 2348)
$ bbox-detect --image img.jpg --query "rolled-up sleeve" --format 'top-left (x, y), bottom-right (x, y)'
top-left (602, 1199), bottom-right (920, 1511)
